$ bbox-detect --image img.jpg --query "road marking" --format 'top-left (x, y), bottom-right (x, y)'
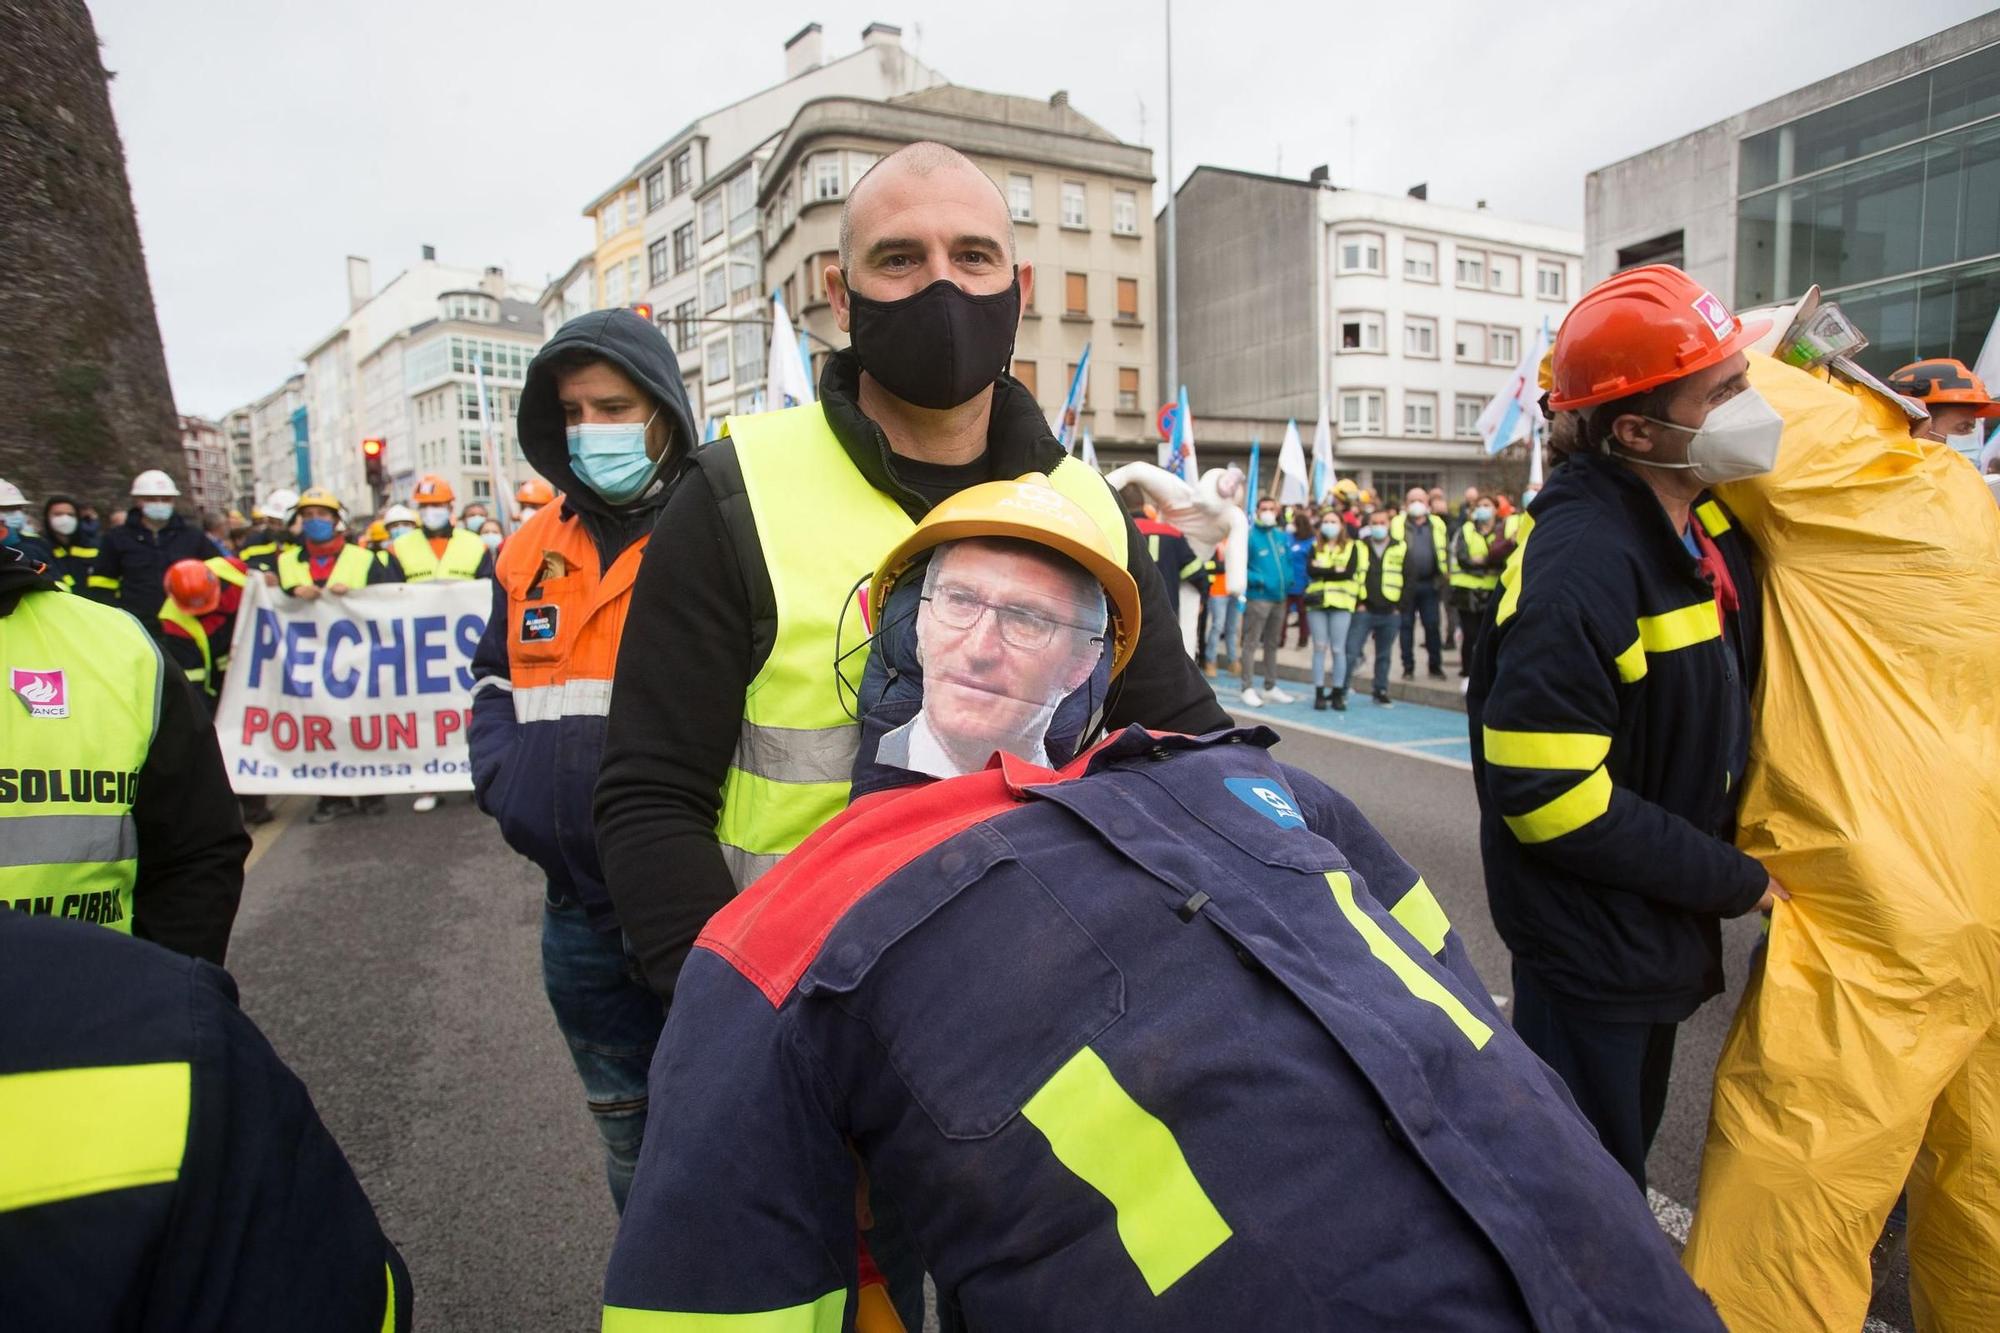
top-left (1221, 704), bottom-right (1474, 772)
top-left (243, 796), bottom-right (304, 876)
top-left (1648, 1189), bottom-right (1903, 1333)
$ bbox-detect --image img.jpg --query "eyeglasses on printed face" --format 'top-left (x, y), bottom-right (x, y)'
top-left (922, 583), bottom-right (1102, 653)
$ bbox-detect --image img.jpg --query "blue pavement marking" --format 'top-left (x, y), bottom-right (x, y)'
top-left (1212, 680), bottom-right (1474, 770)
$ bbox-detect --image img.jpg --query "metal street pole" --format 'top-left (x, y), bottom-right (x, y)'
top-left (1163, 0), bottom-right (1177, 402)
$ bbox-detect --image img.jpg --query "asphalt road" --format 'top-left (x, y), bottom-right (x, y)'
top-left (229, 714), bottom-right (1912, 1331)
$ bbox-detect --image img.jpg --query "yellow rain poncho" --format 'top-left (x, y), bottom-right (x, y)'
top-left (1680, 354), bottom-right (2000, 1330)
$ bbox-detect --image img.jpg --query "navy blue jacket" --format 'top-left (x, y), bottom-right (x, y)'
top-left (604, 726), bottom-right (1721, 1330)
top-left (1466, 452), bottom-right (1766, 1021)
top-left (0, 911), bottom-right (410, 1331)
top-left (96, 508), bottom-right (224, 625)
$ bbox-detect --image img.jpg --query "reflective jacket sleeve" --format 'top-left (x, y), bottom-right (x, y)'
top-left (603, 951), bottom-right (857, 1330)
top-left (1106, 506), bottom-right (1230, 737)
top-left (161, 960), bottom-right (413, 1330)
top-left (1479, 598), bottom-right (1767, 916)
top-left (1286, 764), bottom-right (1490, 1001)
top-left (467, 577), bottom-right (517, 817)
top-left (131, 655), bottom-right (246, 965)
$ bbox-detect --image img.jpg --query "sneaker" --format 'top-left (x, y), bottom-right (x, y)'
top-left (309, 798), bottom-right (355, 825)
top-left (1372, 690), bottom-right (1394, 707)
top-left (1428, 668), bottom-right (1448, 681)
top-left (413, 794), bottom-right (439, 813)
top-left (1202, 662), bottom-right (1217, 679)
top-left (1239, 687), bottom-right (1264, 707)
top-left (1264, 686), bottom-right (1297, 704)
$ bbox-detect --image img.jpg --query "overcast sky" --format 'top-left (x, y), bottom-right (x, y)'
top-left (96, 0), bottom-right (1990, 415)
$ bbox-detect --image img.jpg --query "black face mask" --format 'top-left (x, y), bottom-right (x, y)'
top-left (843, 270), bottom-right (1021, 411)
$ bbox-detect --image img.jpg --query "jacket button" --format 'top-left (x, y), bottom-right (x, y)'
top-left (937, 850), bottom-right (967, 877)
top-left (1109, 817), bottom-right (1140, 839)
top-left (1401, 1098), bottom-right (1435, 1137)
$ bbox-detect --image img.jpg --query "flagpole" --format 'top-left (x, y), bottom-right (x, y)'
top-left (1163, 0), bottom-right (1178, 401)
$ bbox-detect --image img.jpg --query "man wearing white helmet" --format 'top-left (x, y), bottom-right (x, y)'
top-left (237, 488), bottom-right (300, 585)
top-left (0, 478), bottom-right (53, 568)
top-left (94, 469), bottom-right (225, 626)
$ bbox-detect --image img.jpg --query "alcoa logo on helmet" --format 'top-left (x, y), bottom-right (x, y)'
top-left (11, 668), bottom-right (68, 719)
top-left (1691, 291), bottom-right (1735, 340)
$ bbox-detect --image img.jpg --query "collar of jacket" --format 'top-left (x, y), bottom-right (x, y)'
top-left (818, 348), bottom-right (1068, 520)
top-left (1555, 452), bottom-right (1708, 576)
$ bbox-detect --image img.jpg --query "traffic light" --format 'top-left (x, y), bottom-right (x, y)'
top-left (630, 302), bottom-right (653, 321)
top-left (362, 437), bottom-right (386, 490)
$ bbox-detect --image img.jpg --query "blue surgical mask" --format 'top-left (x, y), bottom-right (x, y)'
top-left (141, 502), bottom-right (175, 523)
top-left (1473, 507), bottom-right (1495, 524)
top-left (1363, 524), bottom-right (1388, 542)
top-left (567, 410), bottom-right (662, 505)
top-left (1319, 521), bottom-right (1340, 539)
top-left (301, 517), bottom-right (336, 544)
top-left (1, 510), bottom-right (25, 534)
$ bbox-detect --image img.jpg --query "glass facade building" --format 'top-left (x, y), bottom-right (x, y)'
top-left (1735, 41), bottom-right (2000, 376)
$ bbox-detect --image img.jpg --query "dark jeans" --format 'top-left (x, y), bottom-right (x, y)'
top-left (1344, 610), bottom-right (1398, 694)
top-left (1399, 581), bottom-right (1443, 673)
top-left (1456, 591), bottom-right (1493, 675)
top-left (541, 890), bottom-right (666, 1212)
top-left (1510, 962), bottom-right (1676, 1190)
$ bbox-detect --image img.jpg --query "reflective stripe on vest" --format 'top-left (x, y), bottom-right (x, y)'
top-left (393, 528), bottom-right (486, 581)
top-left (278, 542), bottom-right (376, 591)
top-left (714, 404), bottom-right (1127, 888)
top-left (0, 592), bottom-right (161, 935)
top-left (1449, 528), bottom-right (1499, 591)
top-left (1377, 541), bottom-right (1404, 603)
top-left (207, 556), bottom-right (247, 587)
top-left (157, 601), bottom-right (214, 690)
top-left (1304, 543), bottom-right (1363, 611)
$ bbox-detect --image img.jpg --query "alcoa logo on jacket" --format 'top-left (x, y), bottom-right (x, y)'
top-left (1224, 776), bottom-right (1306, 829)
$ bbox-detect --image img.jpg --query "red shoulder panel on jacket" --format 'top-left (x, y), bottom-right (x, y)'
top-left (695, 772), bottom-right (1027, 1007)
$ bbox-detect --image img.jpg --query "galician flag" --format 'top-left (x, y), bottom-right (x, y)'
top-left (1478, 317), bottom-right (1553, 455)
top-left (1165, 384), bottom-right (1199, 485)
top-left (1245, 437), bottom-right (1261, 512)
top-left (1079, 428), bottom-right (1099, 472)
top-left (1276, 418), bottom-right (1309, 504)
top-left (1310, 404), bottom-right (1333, 501)
top-left (1056, 343), bottom-right (1091, 452)
top-left (766, 293), bottom-right (815, 409)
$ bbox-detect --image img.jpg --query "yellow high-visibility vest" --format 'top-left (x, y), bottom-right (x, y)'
top-left (391, 528), bottom-right (486, 581)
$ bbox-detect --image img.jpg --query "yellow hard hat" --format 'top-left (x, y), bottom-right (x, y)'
top-left (293, 486), bottom-right (344, 516)
top-left (366, 521), bottom-right (390, 543)
top-left (869, 475), bottom-right (1141, 677)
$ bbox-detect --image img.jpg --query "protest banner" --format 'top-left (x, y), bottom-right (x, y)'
top-left (215, 577), bottom-right (488, 795)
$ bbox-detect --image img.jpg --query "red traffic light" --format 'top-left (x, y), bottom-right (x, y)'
top-left (361, 437), bottom-right (385, 457)
top-left (630, 303), bottom-right (654, 321)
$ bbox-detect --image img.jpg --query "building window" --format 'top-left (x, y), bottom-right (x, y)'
top-left (673, 299), bottom-right (699, 352)
top-left (1536, 260), bottom-right (1566, 300)
top-left (729, 236), bottom-right (759, 305)
top-left (1116, 276), bottom-right (1139, 321)
top-left (460, 431), bottom-right (484, 467)
top-left (1008, 173), bottom-right (1034, 221)
top-left (1455, 322), bottom-right (1487, 361)
top-left (1118, 366), bottom-right (1141, 412)
top-left (700, 194), bottom-right (724, 240)
top-left (814, 154), bottom-right (843, 201)
top-left (1066, 361), bottom-right (1090, 407)
top-left (703, 265), bottom-right (727, 313)
top-left (645, 168), bottom-right (666, 212)
top-left (1403, 239), bottom-right (1437, 282)
top-left (1456, 248), bottom-right (1486, 288)
top-left (847, 151), bottom-right (879, 185)
top-left (728, 170), bottom-right (757, 237)
top-left (779, 181), bottom-right (796, 229)
top-left (1455, 395), bottom-right (1485, 438)
top-left (1013, 359), bottom-right (1038, 398)
top-left (673, 223), bottom-right (696, 273)
top-left (1061, 180), bottom-right (1087, 228)
top-left (732, 322), bottom-right (765, 385)
top-left (1404, 315), bottom-right (1437, 358)
top-left (605, 262), bottom-right (626, 307)
top-left (1338, 311), bottom-right (1385, 353)
top-left (670, 149), bottom-right (693, 196)
top-left (1338, 389), bottom-right (1385, 434)
top-left (648, 237), bottom-right (670, 286)
top-left (625, 188), bottom-right (641, 228)
top-left (626, 257), bottom-right (641, 300)
top-left (1337, 232), bottom-right (1384, 274)
top-left (1404, 391), bottom-right (1438, 437)
top-left (1113, 189), bottom-right (1138, 235)
top-left (600, 204), bottom-right (619, 242)
top-left (704, 337), bottom-right (729, 384)
top-left (1488, 253), bottom-right (1521, 295)
top-left (1618, 231), bottom-right (1684, 273)
top-left (1490, 327), bottom-right (1519, 365)
top-left (1065, 271), bottom-right (1089, 317)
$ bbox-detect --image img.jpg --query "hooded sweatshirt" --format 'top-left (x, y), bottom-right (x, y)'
top-left (467, 309), bottom-right (696, 930)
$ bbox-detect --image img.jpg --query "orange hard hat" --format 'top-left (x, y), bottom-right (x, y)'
top-left (1886, 359), bottom-right (2000, 417)
top-left (165, 559), bottom-right (221, 616)
top-left (515, 477), bottom-right (556, 506)
top-left (1549, 264), bottom-right (1772, 412)
top-left (411, 474), bottom-right (456, 505)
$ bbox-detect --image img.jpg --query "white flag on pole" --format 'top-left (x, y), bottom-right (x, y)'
top-left (1310, 405), bottom-right (1333, 500)
top-left (1276, 418), bottom-right (1309, 504)
top-left (767, 294), bottom-right (815, 409)
top-left (1079, 428), bottom-right (1099, 472)
top-left (1477, 319), bottom-right (1553, 455)
top-left (473, 357), bottom-right (512, 533)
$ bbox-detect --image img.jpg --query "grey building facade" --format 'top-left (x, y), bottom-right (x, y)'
top-left (1586, 13), bottom-right (2000, 379)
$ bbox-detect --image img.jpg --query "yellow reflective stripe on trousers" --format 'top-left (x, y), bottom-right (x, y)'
top-left (1326, 873), bottom-right (1492, 1049)
top-left (1388, 877), bottom-right (1451, 956)
top-left (602, 1290), bottom-right (846, 1332)
top-left (1481, 726), bottom-right (1611, 772)
top-left (0, 1062), bottom-right (191, 1211)
top-left (87, 574), bottom-right (121, 590)
top-left (1503, 765), bottom-right (1613, 844)
top-left (1637, 601), bottom-right (1720, 653)
top-left (1022, 1046), bottom-right (1231, 1295)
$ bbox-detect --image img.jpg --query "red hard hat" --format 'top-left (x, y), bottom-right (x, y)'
top-left (165, 559), bottom-right (220, 616)
top-left (515, 477), bottom-right (556, 506)
top-left (1549, 265), bottom-right (1772, 411)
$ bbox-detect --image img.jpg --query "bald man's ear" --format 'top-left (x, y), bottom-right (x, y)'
top-left (1017, 261), bottom-right (1034, 319)
top-left (828, 263), bottom-right (852, 334)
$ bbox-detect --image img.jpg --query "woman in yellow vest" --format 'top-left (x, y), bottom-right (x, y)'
top-left (1304, 514), bottom-right (1364, 711)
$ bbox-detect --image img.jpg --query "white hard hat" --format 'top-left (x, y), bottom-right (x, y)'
top-left (263, 488), bottom-right (299, 518)
top-left (132, 469), bottom-right (181, 498)
top-left (0, 478), bottom-right (26, 507)
top-left (382, 503), bottom-right (419, 525)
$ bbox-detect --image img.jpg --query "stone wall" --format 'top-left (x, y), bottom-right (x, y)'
top-left (0, 0), bottom-right (182, 510)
